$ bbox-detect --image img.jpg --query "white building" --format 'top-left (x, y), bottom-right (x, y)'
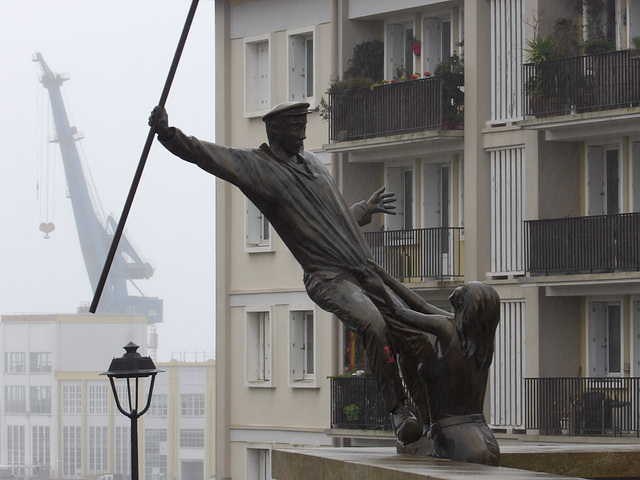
top-left (212, 0), bottom-right (640, 478)
top-left (0, 314), bottom-right (215, 480)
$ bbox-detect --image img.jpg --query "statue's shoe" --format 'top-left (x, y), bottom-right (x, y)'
top-left (390, 404), bottom-right (423, 446)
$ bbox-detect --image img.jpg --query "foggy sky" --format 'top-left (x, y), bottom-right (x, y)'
top-left (0, 0), bottom-right (216, 361)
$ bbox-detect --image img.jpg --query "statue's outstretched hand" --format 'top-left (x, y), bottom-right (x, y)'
top-left (367, 187), bottom-right (396, 215)
top-left (149, 106), bottom-right (170, 138)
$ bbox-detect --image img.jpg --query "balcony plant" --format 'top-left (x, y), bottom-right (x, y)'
top-left (434, 52), bottom-right (464, 129)
top-left (318, 40), bottom-right (383, 123)
top-left (524, 34), bottom-right (562, 115)
top-left (409, 35), bottom-right (421, 55)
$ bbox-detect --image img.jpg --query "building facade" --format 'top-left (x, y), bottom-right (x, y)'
top-left (214, 0), bottom-right (640, 478)
top-left (0, 315), bottom-right (215, 480)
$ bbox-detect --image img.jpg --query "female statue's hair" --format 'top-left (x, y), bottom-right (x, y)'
top-left (450, 282), bottom-right (501, 369)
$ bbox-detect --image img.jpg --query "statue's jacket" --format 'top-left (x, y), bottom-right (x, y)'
top-left (160, 128), bottom-right (374, 279)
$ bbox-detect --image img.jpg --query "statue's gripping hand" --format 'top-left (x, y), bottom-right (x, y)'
top-left (149, 106), bottom-right (172, 141)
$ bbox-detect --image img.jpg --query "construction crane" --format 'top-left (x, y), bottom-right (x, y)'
top-left (33, 52), bottom-right (163, 323)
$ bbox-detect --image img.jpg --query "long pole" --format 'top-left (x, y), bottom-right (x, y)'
top-left (90, 0), bottom-right (200, 313)
top-left (131, 409), bottom-right (139, 480)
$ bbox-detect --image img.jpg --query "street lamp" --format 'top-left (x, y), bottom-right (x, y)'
top-left (102, 342), bottom-right (163, 480)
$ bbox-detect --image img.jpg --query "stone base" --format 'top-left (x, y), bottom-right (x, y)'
top-left (271, 446), bottom-right (591, 479)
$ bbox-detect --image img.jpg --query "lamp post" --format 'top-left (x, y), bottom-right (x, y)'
top-left (102, 342), bottom-right (163, 480)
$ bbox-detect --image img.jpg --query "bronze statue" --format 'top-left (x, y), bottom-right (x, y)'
top-left (149, 101), bottom-right (423, 446)
top-left (150, 101), bottom-right (502, 463)
top-left (367, 264), bottom-right (501, 465)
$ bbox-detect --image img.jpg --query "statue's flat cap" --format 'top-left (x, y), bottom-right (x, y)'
top-left (262, 101), bottom-right (311, 123)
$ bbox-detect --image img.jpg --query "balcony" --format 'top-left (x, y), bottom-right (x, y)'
top-left (331, 376), bottom-right (391, 430)
top-left (525, 213), bottom-right (640, 275)
top-left (327, 74), bottom-right (464, 142)
top-left (523, 49), bottom-right (640, 118)
top-left (525, 377), bottom-right (640, 436)
top-left (363, 227), bottom-right (463, 282)
top-left (331, 376), bottom-right (640, 437)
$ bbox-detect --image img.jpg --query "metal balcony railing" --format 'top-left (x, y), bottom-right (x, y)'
top-left (330, 376), bottom-right (421, 430)
top-left (363, 227), bottom-right (463, 281)
top-left (331, 376), bottom-right (391, 430)
top-left (524, 213), bottom-right (640, 275)
top-left (525, 377), bottom-right (640, 436)
top-left (328, 74), bottom-right (464, 142)
top-left (523, 49), bottom-right (640, 117)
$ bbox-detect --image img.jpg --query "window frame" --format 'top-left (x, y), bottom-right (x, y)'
top-left (244, 34), bottom-right (272, 118)
top-left (5, 352), bottom-right (26, 373)
top-left (180, 393), bottom-right (205, 416)
top-left (385, 163), bottom-right (415, 231)
top-left (245, 307), bottom-right (274, 387)
top-left (286, 26), bottom-right (316, 107)
top-left (588, 299), bottom-right (625, 377)
top-left (384, 19), bottom-right (416, 81)
top-left (29, 386), bottom-right (52, 414)
top-left (288, 306), bottom-right (317, 388)
top-left (245, 198), bottom-right (273, 252)
top-left (30, 352), bottom-right (52, 373)
top-left (5, 386), bottom-right (26, 414)
top-left (179, 429), bottom-right (205, 449)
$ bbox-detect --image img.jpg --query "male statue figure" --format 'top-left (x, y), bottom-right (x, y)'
top-left (149, 101), bottom-right (423, 445)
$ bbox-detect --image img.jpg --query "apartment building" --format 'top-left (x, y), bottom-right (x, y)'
top-left (0, 314), bottom-right (215, 480)
top-left (214, 1), bottom-right (640, 478)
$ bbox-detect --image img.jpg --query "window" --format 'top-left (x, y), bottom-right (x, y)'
top-left (245, 309), bottom-right (272, 386)
top-left (144, 429), bottom-right (167, 480)
top-left (246, 447), bottom-right (270, 480)
top-left (30, 386), bottom-right (51, 414)
top-left (115, 426), bottom-right (130, 475)
top-left (587, 145), bottom-right (620, 216)
top-left (5, 352), bottom-right (25, 373)
top-left (32, 426), bottom-right (50, 468)
top-left (245, 36), bottom-right (271, 116)
top-left (246, 199), bottom-right (272, 251)
top-left (385, 21), bottom-right (414, 80)
top-left (386, 166), bottom-right (414, 230)
top-left (149, 393), bottom-right (168, 416)
top-left (590, 301), bottom-right (622, 376)
top-left (180, 394), bottom-right (205, 416)
top-left (290, 309), bottom-right (315, 384)
top-left (62, 384), bottom-right (82, 414)
top-left (5, 386), bottom-right (26, 413)
top-left (89, 384), bottom-right (109, 415)
top-left (7, 425), bottom-right (25, 469)
top-left (30, 352), bottom-right (51, 373)
top-left (62, 426), bottom-right (81, 476)
top-left (288, 29), bottom-right (315, 105)
top-left (89, 426), bottom-right (108, 473)
top-left (179, 429), bottom-right (205, 448)
top-left (423, 17), bottom-right (452, 74)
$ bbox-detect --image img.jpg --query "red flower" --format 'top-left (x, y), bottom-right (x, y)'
top-left (424, 71), bottom-right (431, 77)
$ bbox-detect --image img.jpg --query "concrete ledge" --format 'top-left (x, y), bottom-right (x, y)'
top-left (501, 443), bottom-right (640, 479)
top-left (272, 447), bottom-right (589, 479)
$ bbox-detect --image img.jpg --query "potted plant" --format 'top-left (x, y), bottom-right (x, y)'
top-left (410, 35), bottom-right (421, 55)
top-left (524, 34), bottom-right (560, 115)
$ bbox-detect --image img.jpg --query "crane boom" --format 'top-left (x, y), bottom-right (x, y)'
top-left (33, 52), bottom-right (162, 323)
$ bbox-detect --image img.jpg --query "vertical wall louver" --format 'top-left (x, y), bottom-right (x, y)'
top-left (491, 301), bottom-right (525, 428)
top-left (491, 0), bottom-right (524, 122)
top-left (491, 147), bottom-right (525, 275)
